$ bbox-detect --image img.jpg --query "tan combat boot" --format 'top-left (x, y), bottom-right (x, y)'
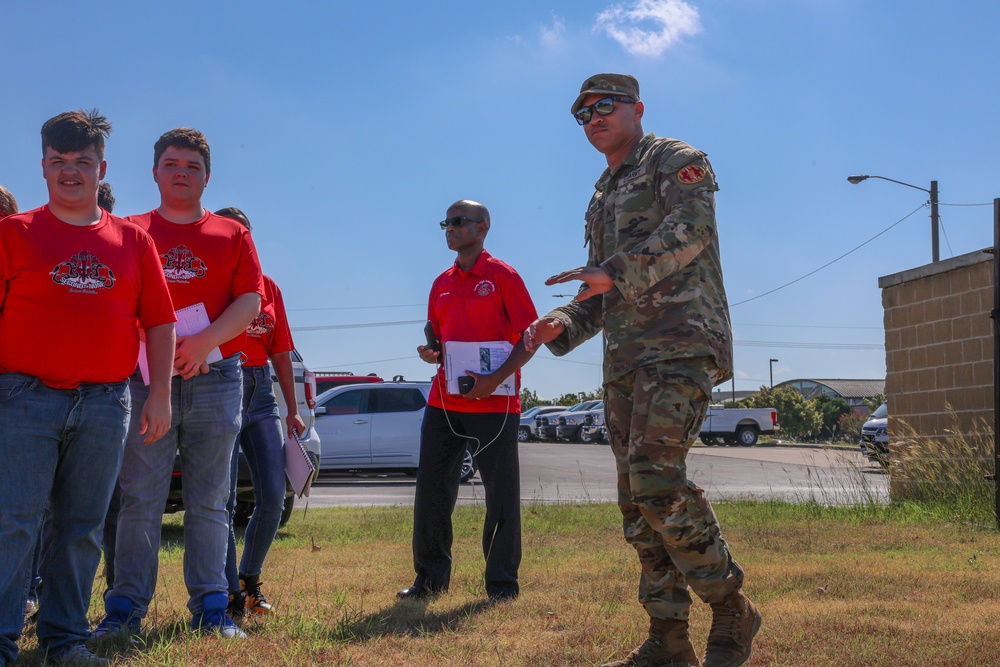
top-left (702, 590), bottom-right (761, 667)
top-left (601, 617), bottom-right (701, 667)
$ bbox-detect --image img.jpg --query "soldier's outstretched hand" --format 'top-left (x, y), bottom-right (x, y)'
top-left (545, 266), bottom-right (613, 301)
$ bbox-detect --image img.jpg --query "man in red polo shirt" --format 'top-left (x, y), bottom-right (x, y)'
top-left (397, 200), bottom-right (537, 604)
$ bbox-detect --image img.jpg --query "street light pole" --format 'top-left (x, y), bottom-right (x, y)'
top-left (769, 358), bottom-right (778, 389)
top-left (847, 174), bottom-right (940, 262)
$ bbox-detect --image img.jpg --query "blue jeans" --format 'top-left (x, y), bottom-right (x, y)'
top-left (108, 356), bottom-right (242, 617)
top-left (0, 374), bottom-right (129, 665)
top-left (226, 365), bottom-right (286, 591)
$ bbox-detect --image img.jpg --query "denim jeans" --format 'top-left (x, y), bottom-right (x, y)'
top-left (226, 365), bottom-right (286, 591)
top-left (108, 355), bottom-right (242, 617)
top-left (0, 374), bottom-right (129, 665)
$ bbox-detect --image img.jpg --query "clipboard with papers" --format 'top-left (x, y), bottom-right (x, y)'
top-left (138, 302), bottom-right (223, 385)
top-left (443, 340), bottom-right (516, 396)
top-left (284, 430), bottom-right (316, 498)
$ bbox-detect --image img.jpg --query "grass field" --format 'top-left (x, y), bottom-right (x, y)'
top-left (14, 493), bottom-right (1000, 666)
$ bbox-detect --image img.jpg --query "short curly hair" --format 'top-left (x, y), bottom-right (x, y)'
top-left (41, 109), bottom-right (112, 161)
top-left (153, 128), bottom-right (211, 175)
top-left (0, 185), bottom-right (17, 217)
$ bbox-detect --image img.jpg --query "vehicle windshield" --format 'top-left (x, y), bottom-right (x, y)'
top-left (872, 402), bottom-right (888, 419)
top-left (521, 407), bottom-right (540, 418)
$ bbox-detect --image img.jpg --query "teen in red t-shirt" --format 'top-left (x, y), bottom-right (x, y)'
top-left (99, 129), bottom-right (262, 640)
top-left (399, 200), bottom-right (538, 605)
top-left (214, 206), bottom-right (305, 620)
top-left (0, 110), bottom-right (175, 666)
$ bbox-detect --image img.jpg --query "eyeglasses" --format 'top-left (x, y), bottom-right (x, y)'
top-left (574, 96), bottom-right (636, 125)
top-left (439, 216), bottom-right (484, 230)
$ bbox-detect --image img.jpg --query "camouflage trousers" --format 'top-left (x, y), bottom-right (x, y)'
top-left (604, 360), bottom-right (744, 620)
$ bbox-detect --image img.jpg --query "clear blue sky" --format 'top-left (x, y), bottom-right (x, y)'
top-left (3, 0), bottom-right (997, 400)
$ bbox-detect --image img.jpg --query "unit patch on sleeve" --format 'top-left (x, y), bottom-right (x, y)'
top-left (676, 164), bottom-right (707, 185)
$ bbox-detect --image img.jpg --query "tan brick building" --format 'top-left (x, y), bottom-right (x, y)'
top-left (879, 249), bottom-right (994, 495)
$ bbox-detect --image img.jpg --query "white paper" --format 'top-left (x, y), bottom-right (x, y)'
top-left (138, 302), bottom-right (223, 385)
top-left (443, 340), bottom-right (516, 396)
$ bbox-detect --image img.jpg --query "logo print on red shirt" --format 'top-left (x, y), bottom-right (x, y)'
top-left (50, 250), bottom-right (116, 292)
top-left (474, 280), bottom-right (495, 297)
top-left (161, 245), bottom-right (207, 282)
top-left (247, 312), bottom-right (274, 337)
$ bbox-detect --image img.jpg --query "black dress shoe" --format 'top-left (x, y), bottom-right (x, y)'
top-left (487, 588), bottom-right (519, 604)
top-left (396, 584), bottom-right (444, 600)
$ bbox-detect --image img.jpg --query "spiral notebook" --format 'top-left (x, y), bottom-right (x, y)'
top-left (284, 431), bottom-right (316, 498)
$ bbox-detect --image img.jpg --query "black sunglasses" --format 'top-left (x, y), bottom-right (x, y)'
top-left (439, 216), bottom-right (484, 230)
top-left (574, 96), bottom-right (636, 125)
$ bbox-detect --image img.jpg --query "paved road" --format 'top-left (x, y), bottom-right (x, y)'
top-left (303, 443), bottom-right (889, 508)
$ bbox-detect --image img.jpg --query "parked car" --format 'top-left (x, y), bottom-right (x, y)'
top-left (535, 400), bottom-right (602, 441)
top-left (556, 401), bottom-right (605, 442)
top-left (860, 402), bottom-right (889, 465)
top-left (518, 405), bottom-right (570, 442)
top-left (313, 381), bottom-right (477, 483)
top-left (167, 349), bottom-right (322, 528)
top-left (580, 409), bottom-right (607, 444)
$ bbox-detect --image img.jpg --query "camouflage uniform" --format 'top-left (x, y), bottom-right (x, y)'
top-left (545, 133), bottom-right (744, 620)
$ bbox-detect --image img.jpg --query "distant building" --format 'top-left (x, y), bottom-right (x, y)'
top-left (711, 389), bottom-right (757, 404)
top-left (774, 378), bottom-right (885, 413)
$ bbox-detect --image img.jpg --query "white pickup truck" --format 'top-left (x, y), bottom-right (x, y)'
top-left (700, 405), bottom-right (778, 446)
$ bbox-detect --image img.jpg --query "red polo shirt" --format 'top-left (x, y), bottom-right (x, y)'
top-left (426, 250), bottom-right (537, 414)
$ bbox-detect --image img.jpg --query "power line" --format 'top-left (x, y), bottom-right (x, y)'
top-left (291, 319), bottom-right (424, 332)
top-left (736, 340), bottom-right (883, 350)
top-left (288, 303), bottom-right (424, 312)
top-left (734, 322), bottom-right (882, 331)
top-left (730, 203), bottom-right (926, 308)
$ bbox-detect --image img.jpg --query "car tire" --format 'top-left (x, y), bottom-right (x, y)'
top-left (233, 501), bottom-right (253, 528)
top-left (579, 428), bottom-right (596, 444)
top-left (736, 426), bottom-right (758, 447)
top-left (518, 426), bottom-right (531, 443)
top-left (460, 447), bottom-right (478, 484)
top-left (279, 494), bottom-right (295, 527)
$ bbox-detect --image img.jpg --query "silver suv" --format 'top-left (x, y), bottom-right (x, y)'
top-left (518, 405), bottom-right (569, 442)
top-left (314, 381), bottom-right (477, 483)
top-left (860, 402), bottom-right (888, 465)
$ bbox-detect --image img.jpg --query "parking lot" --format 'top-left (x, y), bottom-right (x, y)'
top-left (301, 441), bottom-right (888, 509)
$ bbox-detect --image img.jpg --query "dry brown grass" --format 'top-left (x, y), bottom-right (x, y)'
top-left (14, 500), bottom-right (1000, 666)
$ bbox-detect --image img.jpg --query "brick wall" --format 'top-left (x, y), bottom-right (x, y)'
top-left (879, 249), bottom-right (994, 496)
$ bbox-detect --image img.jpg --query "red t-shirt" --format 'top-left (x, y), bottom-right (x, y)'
top-left (129, 210), bottom-right (264, 360)
top-left (426, 250), bottom-right (537, 414)
top-left (0, 206), bottom-right (176, 389)
top-left (243, 275), bottom-right (294, 367)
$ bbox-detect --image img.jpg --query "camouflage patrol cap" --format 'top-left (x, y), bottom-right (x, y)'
top-left (571, 73), bottom-right (640, 114)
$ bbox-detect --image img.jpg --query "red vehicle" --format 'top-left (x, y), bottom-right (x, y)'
top-left (314, 372), bottom-right (383, 395)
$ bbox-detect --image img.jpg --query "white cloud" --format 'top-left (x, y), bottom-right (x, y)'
top-left (594, 0), bottom-right (702, 58)
top-left (540, 15), bottom-right (566, 48)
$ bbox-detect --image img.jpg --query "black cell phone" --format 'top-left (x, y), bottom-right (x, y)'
top-left (423, 321), bottom-right (441, 354)
top-left (458, 376), bottom-right (475, 395)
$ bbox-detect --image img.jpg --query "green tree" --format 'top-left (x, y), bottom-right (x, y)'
top-left (520, 388), bottom-right (545, 411)
top-left (814, 395), bottom-right (852, 440)
top-left (739, 385), bottom-right (822, 440)
top-left (553, 389), bottom-right (603, 406)
top-left (837, 411), bottom-right (866, 443)
top-left (864, 392), bottom-right (887, 413)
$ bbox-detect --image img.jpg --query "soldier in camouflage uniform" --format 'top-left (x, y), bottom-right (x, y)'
top-left (525, 74), bottom-right (761, 667)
